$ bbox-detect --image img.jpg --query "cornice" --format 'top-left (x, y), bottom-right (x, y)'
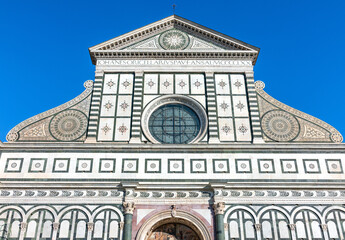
top-left (91, 51), bottom-right (257, 64)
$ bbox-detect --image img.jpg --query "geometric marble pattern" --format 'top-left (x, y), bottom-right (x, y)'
top-left (144, 73), bottom-right (205, 96)
top-left (280, 159), bottom-right (298, 173)
top-left (235, 159), bottom-right (252, 173)
top-left (5, 158), bottom-right (23, 172)
top-left (326, 159), bottom-right (343, 174)
top-left (303, 159), bottom-right (321, 174)
top-left (190, 159), bottom-right (207, 173)
top-left (213, 159), bottom-right (229, 173)
top-left (215, 73), bottom-right (252, 142)
top-left (4, 155), bottom-right (344, 176)
top-left (52, 158), bottom-right (70, 173)
top-left (98, 73), bottom-right (134, 142)
top-left (258, 159), bottom-right (275, 173)
top-left (122, 159), bottom-right (138, 173)
top-left (145, 159), bottom-right (161, 173)
top-left (29, 158), bottom-right (47, 172)
top-left (99, 159), bottom-right (116, 173)
top-left (76, 158), bottom-right (93, 173)
top-left (168, 159), bottom-right (184, 173)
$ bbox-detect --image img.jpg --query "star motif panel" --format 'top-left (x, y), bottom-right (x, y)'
top-left (233, 96), bottom-right (249, 117)
top-left (215, 74), bottom-right (252, 142)
top-left (118, 74), bottom-right (134, 94)
top-left (103, 74), bottom-right (118, 94)
top-left (144, 74), bottom-right (159, 94)
top-left (215, 74), bottom-right (230, 95)
top-left (116, 96), bottom-right (132, 117)
top-left (159, 74), bottom-right (174, 94)
top-left (100, 95), bottom-right (117, 117)
top-left (98, 118), bottom-right (115, 141)
top-left (190, 75), bottom-right (205, 94)
top-left (235, 118), bottom-right (252, 141)
top-left (217, 96), bottom-right (232, 117)
top-left (175, 74), bottom-right (189, 94)
top-left (144, 73), bottom-right (205, 96)
top-left (114, 118), bottom-right (131, 141)
top-left (98, 73), bottom-right (134, 142)
top-left (143, 73), bottom-right (206, 108)
top-left (218, 118), bottom-right (235, 141)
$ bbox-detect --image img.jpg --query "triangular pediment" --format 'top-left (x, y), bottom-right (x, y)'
top-left (122, 28), bottom-right (226, 51)
top-left (89, 15), bottom-right (260, 64)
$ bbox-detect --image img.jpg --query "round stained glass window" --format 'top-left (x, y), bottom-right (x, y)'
top-left (148, 104), bottom-right (201, 144)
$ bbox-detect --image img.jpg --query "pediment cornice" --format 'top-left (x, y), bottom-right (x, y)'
top-left (89, 15), bottom-right (260, 65)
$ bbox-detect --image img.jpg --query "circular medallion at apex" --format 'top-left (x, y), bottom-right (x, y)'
top-left (159, 30), bottom-right (189, 50)
top-left (49, 110), bottom-right (88, 141)
top-left (261, 110), bottom-right (300, 142)
top-left (148, 223), bottom-right (200, 240)
top-left (149, 104), bottom-right (200, 144)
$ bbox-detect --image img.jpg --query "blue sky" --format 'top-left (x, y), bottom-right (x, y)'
top-left (0, 0), bottom-right (344, 142)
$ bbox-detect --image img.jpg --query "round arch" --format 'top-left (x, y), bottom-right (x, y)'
top-left (257, 206), bottom-right (293, 223)
top-left (224, 205), bottom-right (258, 223)
top-left (56, 205), bottom-right (91, 222)
top-left (291, 206), bottom-right (324, 224)
top-left (0, 205), bottom-right (25, 220)
top-left (91, 205), bottom-right (124, 222)
top-left (24, 205), bottom-right (58, 222)
top-left (136, 210), bottom-right (211, 240)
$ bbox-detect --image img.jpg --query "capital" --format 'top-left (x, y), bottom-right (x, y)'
top-left (87, 222), bottom-right (94, 231)
top-left (254, 223), bottom-right (261, 231)
top-left (119, 221), bottom-right (124, 230)
top-left (20, 222), bottom-right (27, 230)
top-left (320, 224), bottom-right (328, 231)
top-left (288, 224), bottom-right (296, 231)
top-left (213, 202), bottom-right (225, 215)
top-left (53, 222), bottom-right (60, 230)
top-left (123, 202), bottom-right (135, 214)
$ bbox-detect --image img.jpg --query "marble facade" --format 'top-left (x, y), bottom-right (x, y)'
top-left (0, 15), bottom-right (344, 240)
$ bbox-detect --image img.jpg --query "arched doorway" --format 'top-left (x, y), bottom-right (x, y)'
top-left (148, 220), bottom-right (201, 240)
top-left (136, 210), bottom-right (211, 240)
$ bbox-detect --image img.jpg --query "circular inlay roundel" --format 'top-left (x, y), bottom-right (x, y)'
top-left (261, 110), bottom-right (300, 142)
top-left (50, 110), bottom-right (88, 141)
top-left (159, 30), bottom-right (189, 50)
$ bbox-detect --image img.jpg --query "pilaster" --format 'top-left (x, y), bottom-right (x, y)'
top-left (129, 71), bottom-right (144, 143)
top-left (85, 69), bottom-right (104, 142)
top-left (244, 71), bottom-right (265, 143)
top-left (205, 72), bottom-right (220, 143)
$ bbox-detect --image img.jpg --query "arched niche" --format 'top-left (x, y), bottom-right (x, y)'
top-left (136, 210), bottom-right (211, 240)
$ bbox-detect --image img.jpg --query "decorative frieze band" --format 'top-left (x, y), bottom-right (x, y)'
top-left (0, 190), bottom-right (123, 198)
top-left (3, 189), bottom-right (341, 199)
top-left (216, 190), bottom-right (345, 198)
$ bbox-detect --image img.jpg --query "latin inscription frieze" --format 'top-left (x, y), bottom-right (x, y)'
top-left (97, 59), bottom-right (252, 66)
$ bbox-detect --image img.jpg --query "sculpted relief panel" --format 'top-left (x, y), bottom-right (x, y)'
top-left (148, 223), bottom-right (200, 240)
